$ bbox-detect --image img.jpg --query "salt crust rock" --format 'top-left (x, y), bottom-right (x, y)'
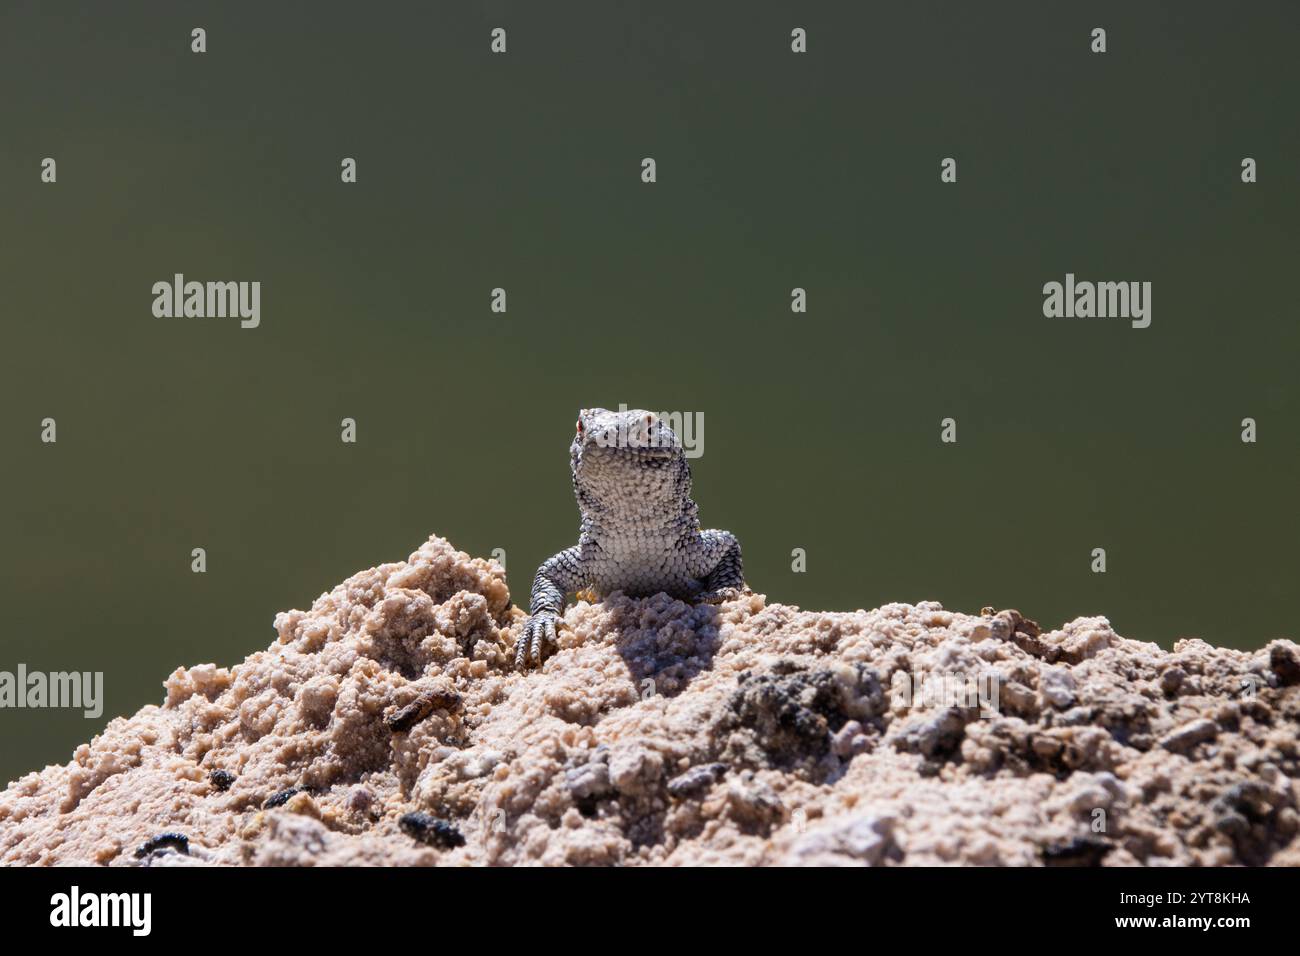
top-left (2, 536), bottom-right (1297, 867)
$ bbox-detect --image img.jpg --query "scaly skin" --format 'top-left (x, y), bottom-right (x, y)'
top-left (516, 407), bottom-right (744, 668)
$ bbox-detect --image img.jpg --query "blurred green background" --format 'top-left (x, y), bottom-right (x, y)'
top-left (2, 1), bottom-right (1297, 786)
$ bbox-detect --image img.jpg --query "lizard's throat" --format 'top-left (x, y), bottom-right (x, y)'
top-left (579, 485), bottom-right (690, 520)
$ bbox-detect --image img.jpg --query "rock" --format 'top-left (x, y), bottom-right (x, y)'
top-left (1159, 718), bottom-right (1218, 754)
top-left (893, 707), bottom-right (968, 760)
top-left (608, 746), bottom-right (663, 797)
top-left (1, 533), bottom-right (1296, 867)
top-left (1160, 667), bottom-right (1186, 695)
top-left (565, 755), bottom-right (612, 800)
top-left (1040, 668), bottom-right (1077, 709)
top-left (787, 814), bottom-right (898, 866)
top-left (721, 664), bottom-right (852, 775)
top-left (1269, 642), bottom-right (1300, 686)
top-left (666, 763), bottom-right (726, 799)
top-left (830, 720), bottom-right (870, 758)
top-left (346, 786), bottom-right (373, 815)
top-left (724, 772), bottom-right (784, 833)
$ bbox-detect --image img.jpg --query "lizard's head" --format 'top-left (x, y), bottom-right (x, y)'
top-left (570, 407), bottom-right (691, 514)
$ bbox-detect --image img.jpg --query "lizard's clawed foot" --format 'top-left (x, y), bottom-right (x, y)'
top-left (515, 610), bottom-right (559, 669)
top-left (696, 587), bottom-right (742, 606)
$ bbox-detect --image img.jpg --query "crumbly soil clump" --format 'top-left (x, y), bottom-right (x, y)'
top-left (3, 535), bottom-right (1297, 867)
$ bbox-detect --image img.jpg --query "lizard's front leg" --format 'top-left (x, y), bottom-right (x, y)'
top-left (691, 529), bottom-right (745, 604)
top-left (517, 546), bottom-right (585, 669)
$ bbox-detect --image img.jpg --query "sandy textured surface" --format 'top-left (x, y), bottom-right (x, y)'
top-left (2, 534), bottom-right (1298, 866)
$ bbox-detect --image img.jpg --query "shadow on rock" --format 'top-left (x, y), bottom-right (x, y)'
top-left (607, 598), bottom-right (723, 698)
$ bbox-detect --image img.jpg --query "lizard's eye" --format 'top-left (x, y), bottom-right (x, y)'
top-left (576, 419), bottom-right (584, 435)
top-left (645, 414), bottom-right (654, 428)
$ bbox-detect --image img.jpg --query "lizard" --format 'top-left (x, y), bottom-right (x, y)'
top-left (516, 407), bottom-right (745, 668)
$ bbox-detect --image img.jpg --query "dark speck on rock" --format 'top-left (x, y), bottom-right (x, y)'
top-left (263, 786), bottom-right (303, 809)
top-left (399, 812), bottom-right (465, 849)
top-left (1042, 836), bottom-right (1111, 867)
top-left (135, 832), bottom-right (190, 859)
top-left (385, 688), bottom-right (461, 734)
top-left (667, 763), bottom-right (727, 799)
